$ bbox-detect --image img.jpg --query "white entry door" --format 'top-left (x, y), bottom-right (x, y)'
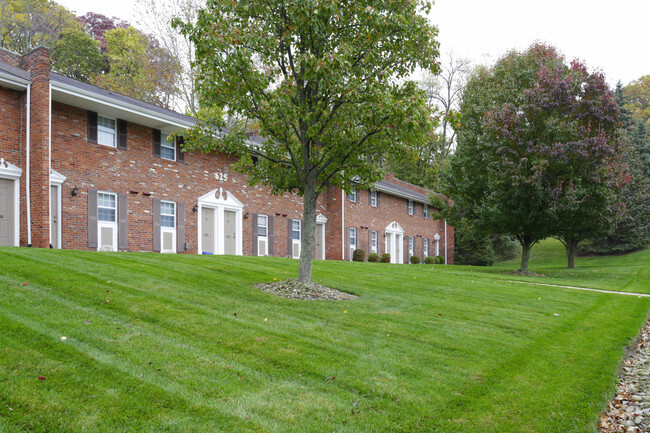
top-left (0, 179), bottom-right (14, 246)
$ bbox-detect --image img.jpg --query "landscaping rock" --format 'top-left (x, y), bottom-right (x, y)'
top-left (600, 318), bottom-right (650, 433)
top-left (255, 279), bottom-right (357, 301)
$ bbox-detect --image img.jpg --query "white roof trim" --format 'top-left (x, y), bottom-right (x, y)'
top-left (0, 157), bottom-right (22, 179)
top-left (316, 214), bottom-right (328, 224)
top-left (385, 221), bottom-right (404, 234)
top-left (0, 73), bottom-right (29, 90)
top-left (50, 169), bottom-right (66, 185)
top-left (51, 81), bottom-right (194, 130)
top-left (197, 188), bottom-right (244, 209)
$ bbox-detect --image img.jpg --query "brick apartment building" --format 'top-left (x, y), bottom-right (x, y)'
top-left (0, 47), bottom-right (454, 264)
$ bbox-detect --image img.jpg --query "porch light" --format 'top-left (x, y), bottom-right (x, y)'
top-left (71, 186), bottom-right (78, 197)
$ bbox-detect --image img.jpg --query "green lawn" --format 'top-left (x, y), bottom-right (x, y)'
top-left (0, 242), bottom-right (648, 432)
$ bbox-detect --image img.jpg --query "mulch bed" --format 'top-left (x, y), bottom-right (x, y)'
top-left (255, 279), bottom-right (357, 301)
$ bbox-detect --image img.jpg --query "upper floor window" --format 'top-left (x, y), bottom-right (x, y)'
top-left (423, 204), bottom-right (428, 218)
top-left (257, 214), bottom-right (268, 237)
top-left (370, 190), bottom-right (378, 207)
top-left (98, 115), bottom-right (116, 147)
top-left (347, 189), bottom-right (358, 202)
top-left (407, 200), bottom-right (414, 215)
top-left (161, 133), bottom-right (176, 161)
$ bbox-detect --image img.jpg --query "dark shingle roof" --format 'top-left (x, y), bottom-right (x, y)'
top-left (50, 72), bottom-right (196, 126)
top-left (374, 179), bottom-right (433, 203)
top-left (0, 62), bottom-right (30, 82)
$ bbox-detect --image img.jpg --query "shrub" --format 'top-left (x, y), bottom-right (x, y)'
top-left (434, 255), bottom-right (445, 264)
top-left (410, 255), bottom-right (420, 264)
top-left (368, 253), bottom-right (380, 262)
top-left (424, 256), bottom-right (435, 264)
top-left (380, 253), bottom-right (391, 263)
top-left (352, 249), bottom-right (365, 262)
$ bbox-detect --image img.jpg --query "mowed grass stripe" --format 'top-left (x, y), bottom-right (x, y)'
top-left (1, 243), bottom-right (649, 432)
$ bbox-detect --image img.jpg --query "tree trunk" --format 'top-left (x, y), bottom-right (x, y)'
top-left (298, 184), bottom-right (318, 284)
top-left (519, 241), bottom-right (531, 273)
top-left (566, 239), bottom-right (578, 269)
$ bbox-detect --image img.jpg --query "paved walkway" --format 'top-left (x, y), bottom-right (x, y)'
top-left (507, 280), bottom-right (650, 298)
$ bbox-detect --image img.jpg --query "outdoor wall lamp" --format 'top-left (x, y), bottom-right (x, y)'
top-left (71, 186), bottom-right (78, 197)
top-left (192, 205), bottom-right (198, 212)
top-left (244, 212), bottom-right (249, 219)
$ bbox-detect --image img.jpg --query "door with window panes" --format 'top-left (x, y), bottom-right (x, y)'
top-left (257, 214), bottom-right (268, 256)
top-left (291, 220), bottom-right (301, 259)
top-left (160, 201), bottom-right (176, 253)
top-left (97, 192), bottom-right (117, 251)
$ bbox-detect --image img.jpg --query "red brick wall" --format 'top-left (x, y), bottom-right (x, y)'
top-left (21, 48), bottom-right (50, 248)
top-left (51, 101), bottom-right (329, 256)
top-left (340, 186), bottom-right (454, 264)
top-left (0, 48), bottom-right (21, 67)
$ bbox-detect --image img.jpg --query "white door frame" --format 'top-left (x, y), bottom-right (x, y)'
top-left (385, 221), bottom-right (404, 264)
top-left (160, 200), bottom-right (177, 254)
top-left (0, 158), bottom-right (22, 247)
top-left (49, 169), bottom-right (66, 249)
top-left (196, 188), bottom-right (243, 255)
top-left (316, 213), bottom-right (327, 260)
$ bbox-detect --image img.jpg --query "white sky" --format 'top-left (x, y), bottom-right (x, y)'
top-left (58, 0), bottom-right (649, 86)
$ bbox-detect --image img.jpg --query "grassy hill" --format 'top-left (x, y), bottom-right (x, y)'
top-left (0, 241), bottom-right (648, 432)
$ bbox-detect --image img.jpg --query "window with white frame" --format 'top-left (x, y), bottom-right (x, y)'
top-left (423, 238), bottom-right (429, 257)
top-left (97, 192), bottom-right (117, 251)
top-left (408, 200), bottom-right (414, 215)
top-left (160, 201), bottom-right (176, 253)
top-left (161, 133), bottom-right (176, 161)
top-left (97, 192), bottom-right (116, 222)
top-left (349, 227), bottom-right (357, 260)
top-left (257, 214), bottom-right (268, 256)
top-left (370, 190), bottom-right (378, 207)
top-left (257, 214), bottom-right (268, 236)
top-left (408, 236), bottom-right (414, 257)
top-left (347, 189), bottom-right (358, 202)
top-left (160, 201), bottom-right (176, 228)
top-left (370, 230), bottom-right (378, 253)
top-left (423, 204), bottom-right (428, 218)
top-left (97, 115), bottom-right (116, 147)
top-left (291, 219), bottom-right (301, 259)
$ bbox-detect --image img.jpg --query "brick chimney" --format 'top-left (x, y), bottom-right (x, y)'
top-left (21, 47), bottom-right (50, 248)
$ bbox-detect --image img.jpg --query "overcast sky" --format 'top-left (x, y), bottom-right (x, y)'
top-left (58, 0), bottom-right (649, 86)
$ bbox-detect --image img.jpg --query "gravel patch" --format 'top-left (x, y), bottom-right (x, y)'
top-left (256, 279), bottom-right (357, 301)
top-left (600, 318), bottom-right (650, 433)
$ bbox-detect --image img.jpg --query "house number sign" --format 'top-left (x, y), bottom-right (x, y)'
top-left (215, 172), bottom-right (228, 182)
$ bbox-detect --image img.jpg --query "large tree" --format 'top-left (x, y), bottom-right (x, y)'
top-left (447, 43), bottom-right (623, 272)
top-left (174, 0), bottom-right (439, 283)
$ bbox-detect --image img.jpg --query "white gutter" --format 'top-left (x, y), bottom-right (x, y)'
top-left (26, 84), bottom-right (31, 245)
top-left (51, 81), bottom-right (195, 130)
top-left (0, 74), bottom-right (29, 89)
top-left (341, 189), bottom-right (345, 260)
top-left (444, 219), bottom-right (447, 265)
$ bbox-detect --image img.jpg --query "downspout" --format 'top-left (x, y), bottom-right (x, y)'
top-left (444, 219), bottom-right (447, 265)
top-left (26, 84), bottom-right (32, 246)
top-left (48, 83), bottom-right (52, 247)
top-left (341, 189), bottom-right (345, 260)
